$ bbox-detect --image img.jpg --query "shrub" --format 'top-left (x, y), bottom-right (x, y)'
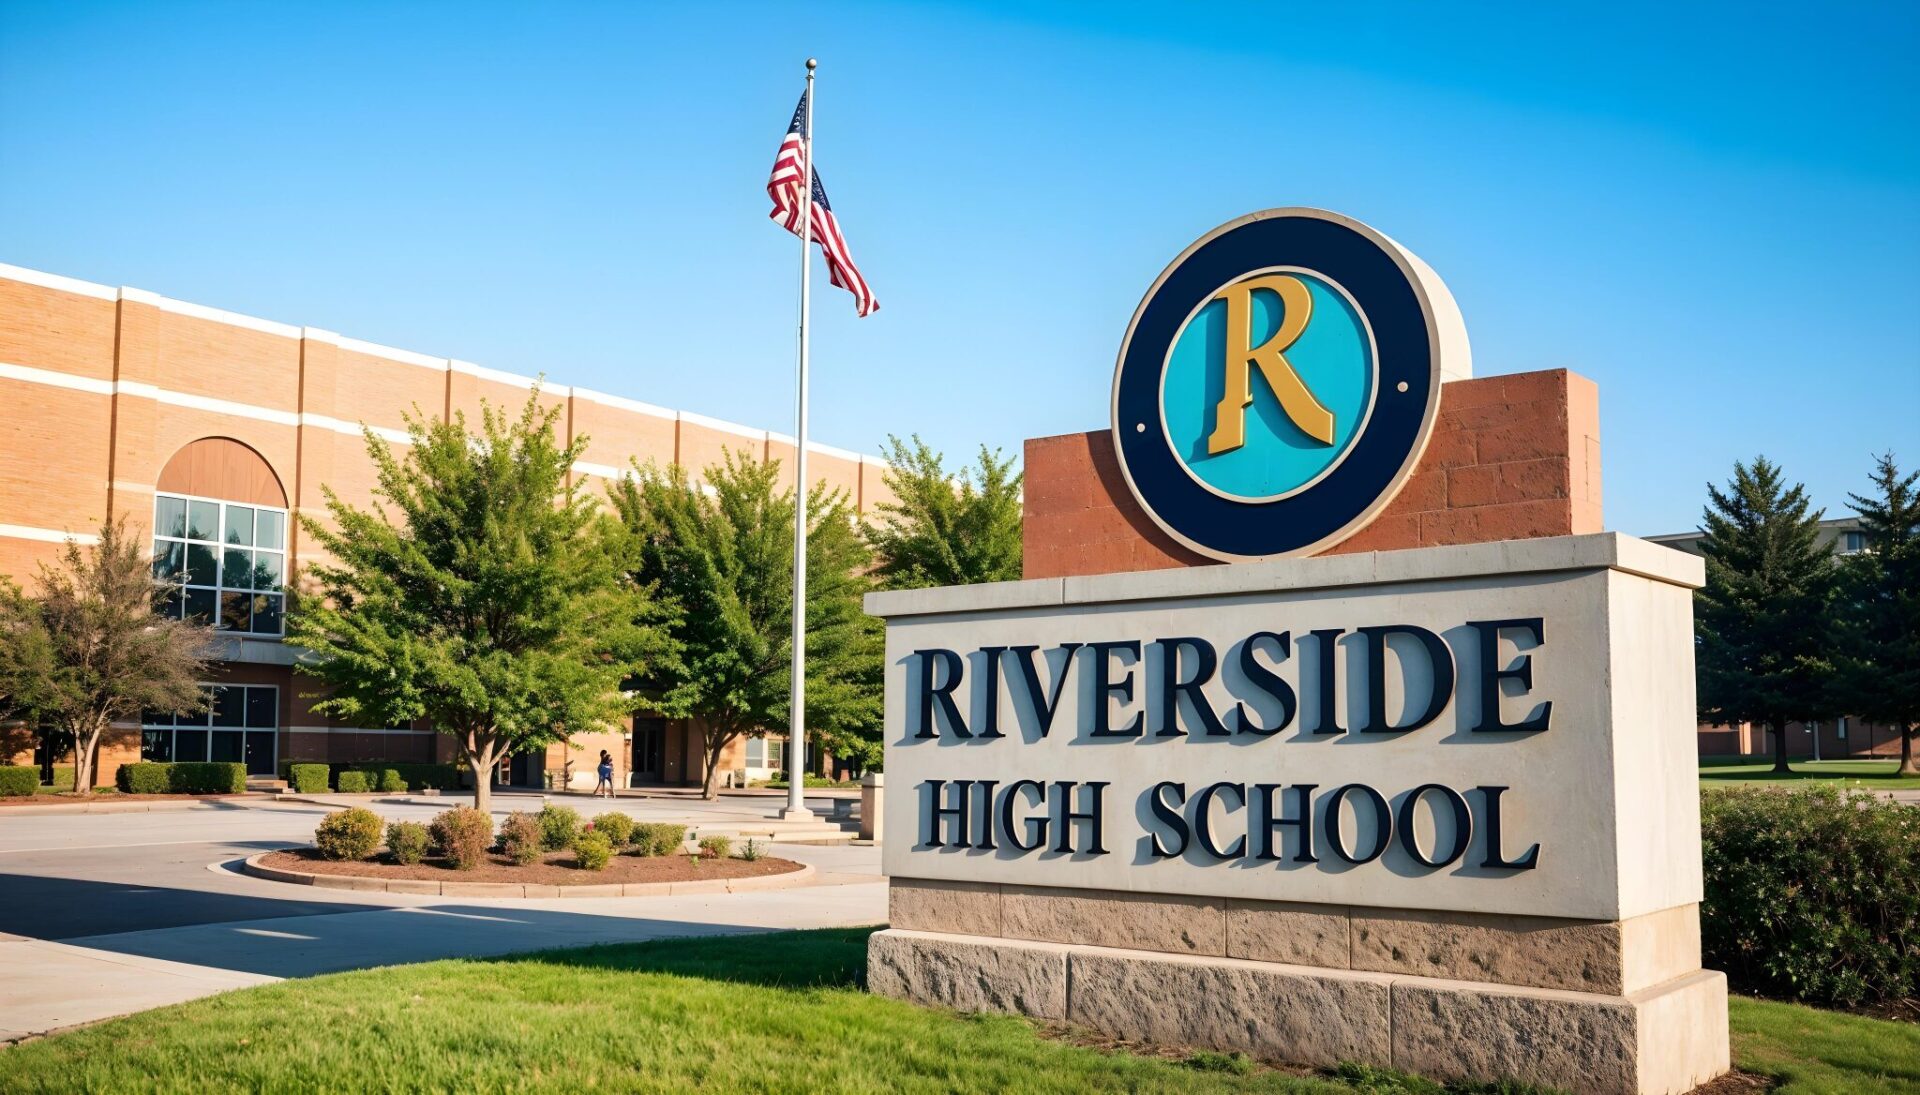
top-left (313, 808), bottom-right (383, 861)
top-left (385, 820), bottom-right (431, 865)
top-left (388, 763), bottom-right (460, 791)
top-left (498, 812), bottom-right (544, 865)
top-left (630, 822), bottom-right (687, 857)
top-left (334, 770), bottom-right (371, 794)
top-left (738, 838), bottom-right (763, 862)
top-left (698, 835), bottom-right (732, 860)
top-left (337, 767), bottom-right (407, 793)
top-left (537, 804), bottom-right (581, 850)
top-left (286, 763), bottom-right (331, 794)
top-left (114, 762), bottom-right (246, 795)
top-left (1702, 786), bottom-right (1920, 1007)
top-left (430, 806), bottom-right (493, 870)
top-left (0, 766), bottom-right (38, 797)
top-left (592, 811), bottom-right (636, 847)
top-left (573, 831), bottom-right (614, 871)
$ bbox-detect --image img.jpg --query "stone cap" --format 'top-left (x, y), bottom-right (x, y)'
top-left (866, 532), bottom-right (1704, 619)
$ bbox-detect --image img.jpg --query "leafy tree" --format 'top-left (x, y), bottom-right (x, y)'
top-left (1695, 457), bottom-right (1838, 774)
top-left (864, 435), bottom-right (1022, 589)
top-left (0, 520), bottom-right (213, 794)
top-left (1834, 453), bottom-right (1920, 774)
top-left (289, 393), bottom-right (675, 813)
top-left (611, 451), bottom-right (879, 799)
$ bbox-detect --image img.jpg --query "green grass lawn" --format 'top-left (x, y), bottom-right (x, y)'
top-left (1700, 757), bottom-right (1920, 791)
top-left (1, 928), bottom-right (1915, 1094)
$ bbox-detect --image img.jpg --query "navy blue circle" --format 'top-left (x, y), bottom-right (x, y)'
top-left (1113, 214), bottom-right (1437, 559)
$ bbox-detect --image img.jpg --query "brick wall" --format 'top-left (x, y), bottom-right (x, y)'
top-left (1023, 368), bottom-right (1602, 579)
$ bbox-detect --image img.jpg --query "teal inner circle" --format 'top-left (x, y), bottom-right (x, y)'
top-left (1160, 271), bottom-right (1374, 500)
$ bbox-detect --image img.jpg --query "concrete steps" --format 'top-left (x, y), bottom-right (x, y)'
top-left (246, 777), bottom-right (289, 793)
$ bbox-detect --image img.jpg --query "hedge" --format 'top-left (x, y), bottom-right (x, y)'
top-left (286, 763), bottom-right (331, 794)
top-left (331, 762), bottom-right (460, 792)
top-left (334, 770), bottom-right (372, 794)
top-left (116, 762), bottom-right (247, 795)
top-left (0, 765), bottom-right (38, 797)
top-left (1702, 785), bottom-right (1920, 1008)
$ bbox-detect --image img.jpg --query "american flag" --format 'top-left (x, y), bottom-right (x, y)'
top-left (767, 89), bottom-right (878, 317)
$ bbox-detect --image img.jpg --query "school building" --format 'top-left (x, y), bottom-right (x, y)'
top-left (0, 262), bottom-right (896, 789)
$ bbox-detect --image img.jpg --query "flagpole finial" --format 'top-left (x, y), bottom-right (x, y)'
top-left (806, 57), bottom-right (817, 71)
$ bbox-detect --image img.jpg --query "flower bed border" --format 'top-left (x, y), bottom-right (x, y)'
top-left (239, 850), bottom-right (814, 898)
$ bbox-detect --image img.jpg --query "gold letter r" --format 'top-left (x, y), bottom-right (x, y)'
top-left (1206, 274), bottom-right (1334, 454)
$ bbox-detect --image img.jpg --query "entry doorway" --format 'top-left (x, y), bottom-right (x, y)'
top-left (631, 717), bottom-right (666, 784)
top-left (507, 751), bottom-right (544, 788)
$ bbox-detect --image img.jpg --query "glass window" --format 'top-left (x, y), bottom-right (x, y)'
top-left (245, 687), bottom-right (276, 729)
top-left (187, 500), bottom-right (219, 541)
top-left (156, 496), bottom-right (187, 538)
top-left (210, 731), bottom-right (244, 764)
top-left (153, 494), bottom-right (290, 636)
top-left (256, 510), bottom-right (285, 550)
top-left (141, 729), bottom-right (173, 763)
top-left (173, 730), bottom-right (208, 762)
top-left (224, 506), bottom-right (254, 546)
top-left (746, 738), bottom-right (764, 767)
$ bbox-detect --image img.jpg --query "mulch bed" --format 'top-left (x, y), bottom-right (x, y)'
top-left (261, 847), bottom-right (803, 886)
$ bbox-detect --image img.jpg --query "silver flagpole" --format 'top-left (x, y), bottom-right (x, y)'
top-left (782, 57), bottom-right (817, 821)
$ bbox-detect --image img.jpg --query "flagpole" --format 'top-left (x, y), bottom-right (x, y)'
top-left (782, 57), bottom-right (818, 821)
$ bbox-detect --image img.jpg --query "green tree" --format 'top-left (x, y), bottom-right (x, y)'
top-left (864, 435), bottom-right (1022, 589)
top-left (611, 452), bottom-right (879, 799)
top-left (288, 393), bottom-right (674, 813)
top-left (1834, 452), bottom-right (1920, 774)
top-left (0, 520), bottom-right (214, 794)
top-left (1696, 457), bottom-right (1838, 774)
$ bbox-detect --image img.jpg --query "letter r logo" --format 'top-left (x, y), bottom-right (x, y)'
top-left (1206, 274), bottom-right (1335, 455)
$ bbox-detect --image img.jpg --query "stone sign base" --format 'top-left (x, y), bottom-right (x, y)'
top-left (870, 880), bottom-right (1730, 1095)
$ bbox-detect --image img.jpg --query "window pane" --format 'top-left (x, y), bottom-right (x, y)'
top-left (173, 730), bottom-right (208, 762)
top-left (745, 738), bottom-right (763, 767)
top-left (245, 687), bottom-right (277, 728)
top-left (256, 510), bottom-right (285, 551)
top-left (224, 506), bottom-right (254, 546)
top-left (210, 730), bottom-right (244, 763)
top-left (141, 730), bottom-right (173, 763)
top-left (212, 686), bottom-right (245, 727)
top-left (156, 497), bottom-right (186, 538)
top-left (186, 544), bottom-right (218, 586)
top-left (154, 585), bottom-right (184, 619)
top-left (256, 551), bottom-right (283, 592)
top-left (152, 540), bottom-right (184, 582)
top-left (251, 594), bottom-right (283, 635)
top-left (219, 592), bottom-right (252, 632)
top-left (185, 588), bottom-right (217, 625)
top-left (223, 548), bottom-right (254, 590)
top-left (188, 501), bottom-right (219, 541)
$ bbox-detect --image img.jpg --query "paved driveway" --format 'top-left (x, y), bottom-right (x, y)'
top-left (0, 795), bottom-right (885, 1043)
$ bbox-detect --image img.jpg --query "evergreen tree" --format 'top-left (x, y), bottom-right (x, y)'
top-left (1696, 457), bottom-right (1838, 774)
top-left (1834, 453), bottom-right (1920, 774)
top-left (0, 520), bottom-right (214, 794)
top-left (289, 393), bottom-right (674, 813)
top-left (611, 452), bottom-right (879, 798)
top-left (864, 435), bottom-right (1023, 589)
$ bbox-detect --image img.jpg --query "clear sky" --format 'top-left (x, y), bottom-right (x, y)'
top-left (3, 1), bottom-right (1915, 535)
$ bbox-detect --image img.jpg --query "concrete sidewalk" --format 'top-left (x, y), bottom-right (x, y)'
top-left (0, 841), bottom-right (885, 1046)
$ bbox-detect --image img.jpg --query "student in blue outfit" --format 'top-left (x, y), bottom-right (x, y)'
top-left (594, 750), bottom-right (615, 799)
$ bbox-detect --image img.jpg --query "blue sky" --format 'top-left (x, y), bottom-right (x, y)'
top-left (2, 1), bottom-right (1914, 535)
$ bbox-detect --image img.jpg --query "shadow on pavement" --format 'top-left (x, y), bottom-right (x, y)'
top-left (0, 869), bottom-right (382, 941)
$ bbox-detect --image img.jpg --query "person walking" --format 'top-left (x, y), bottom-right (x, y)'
top-left (594, 750), bottom-right (616, 799)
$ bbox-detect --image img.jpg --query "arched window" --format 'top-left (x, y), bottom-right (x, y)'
top-left (151, 438), bottom-right (289, 637)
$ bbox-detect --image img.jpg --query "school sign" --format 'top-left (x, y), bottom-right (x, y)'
top-left (865, 210), bottom-right (1729, 1095)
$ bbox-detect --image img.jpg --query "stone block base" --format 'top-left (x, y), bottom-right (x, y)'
top-left (868, 929), bottom-right (1728, 1095)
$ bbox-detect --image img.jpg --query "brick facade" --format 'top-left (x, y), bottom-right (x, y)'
top-left (1023, 368), bottom-right (1603, 578)
top-left (0, 263), bottom-right (892, 787)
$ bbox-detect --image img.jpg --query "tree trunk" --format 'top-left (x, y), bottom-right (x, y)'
top-left (1900, 725), bottom-right (1918, 777)
top-left (699, 732), bottom-right (728, 801)
top-left (467, 732), bottom-right (499, 814)
top-left (1770, 718), bottom-right (1792, 775)
top-left (71, 716), bottom-right (104, 797)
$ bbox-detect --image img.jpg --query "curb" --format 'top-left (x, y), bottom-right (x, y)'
top-left (237, 851), bottom-right (816, 898)
top-left (0, 794), bottom-right (272, 816)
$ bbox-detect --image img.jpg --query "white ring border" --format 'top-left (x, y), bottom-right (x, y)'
top-left (1109, 207), bottom-right (1471, 563)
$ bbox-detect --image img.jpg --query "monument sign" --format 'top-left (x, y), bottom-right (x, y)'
top-left (865, 209), bottom-right (1730, 1095)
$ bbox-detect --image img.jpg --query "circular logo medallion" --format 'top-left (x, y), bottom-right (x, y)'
top-left (1111, 209), bottom-right (1466, 561)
